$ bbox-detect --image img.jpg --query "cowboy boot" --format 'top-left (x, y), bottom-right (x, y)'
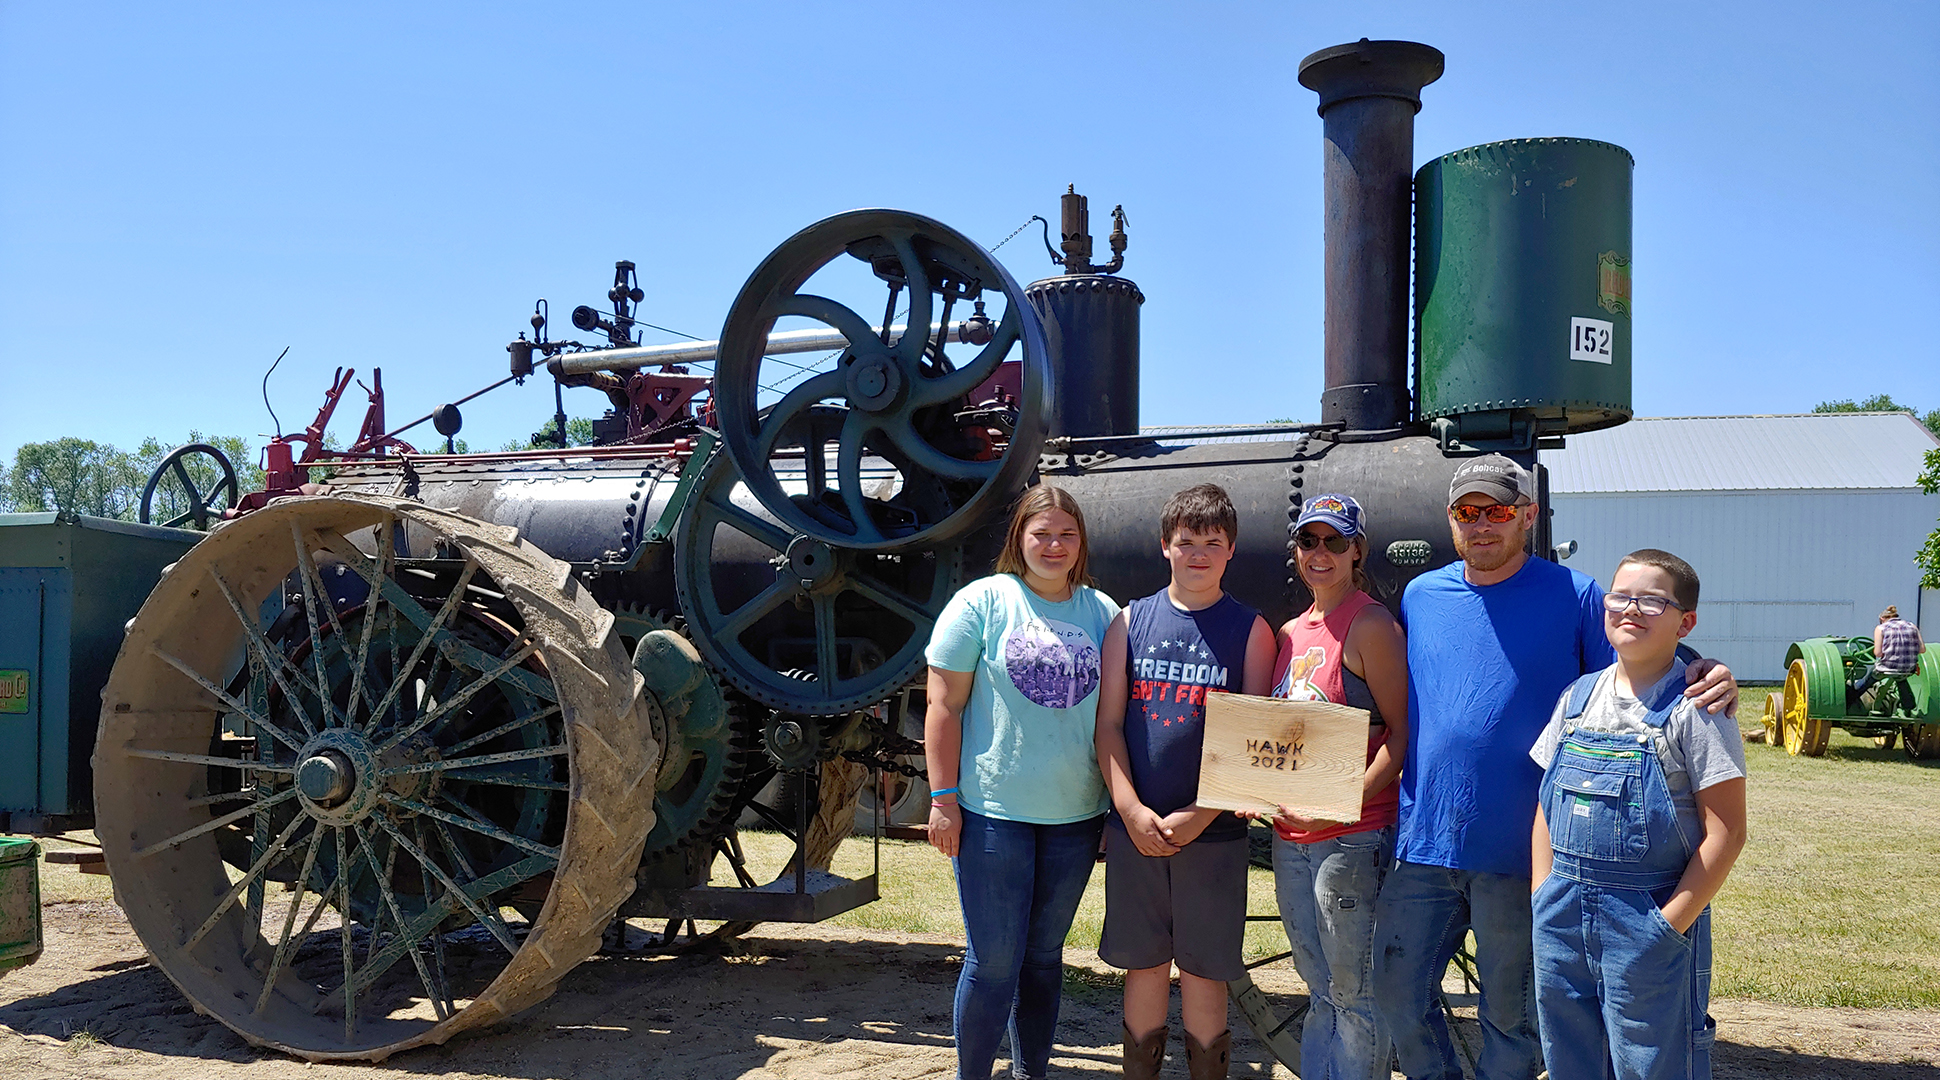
top-left (1184, 1027), bottom-right (1230, 1080)
top-left (1122, 1022), bottom-right (1166, 1080)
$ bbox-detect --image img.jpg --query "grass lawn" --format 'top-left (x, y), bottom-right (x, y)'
top-left (1714, 684), bottom-right (1940, 1006)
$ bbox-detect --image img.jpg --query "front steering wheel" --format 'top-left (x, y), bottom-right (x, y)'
top-left (139, 442), bottom-right (239, 529)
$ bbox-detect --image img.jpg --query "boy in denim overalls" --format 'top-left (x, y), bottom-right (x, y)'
top-left (1528, 549), bottom-right (1750, 1080)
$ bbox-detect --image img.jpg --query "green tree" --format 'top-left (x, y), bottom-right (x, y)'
top-left (1919, 448), bottom-right (1940, 591)
top-left (502, 416), bottom-right (598, 451)
top-left (6, 438), bottom-right (144, 517)
top-left (1814, 394), bottom-right (1940, 435)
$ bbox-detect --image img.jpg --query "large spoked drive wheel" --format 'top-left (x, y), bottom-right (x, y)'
top-left (95, 494), bottom-right (658, 1061)
top-left (713, 209), bottom-right (1050, 552)
top-left (1782, 659), bottom-right (1830, 757)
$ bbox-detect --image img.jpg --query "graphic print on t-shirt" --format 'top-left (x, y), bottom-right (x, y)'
top-left (1127, 635), bottom-right (1233, 725)
top-left (1272, 645), bottom-right (1331, 702)
top-left (1002, 617), bottom-right (1102, 709)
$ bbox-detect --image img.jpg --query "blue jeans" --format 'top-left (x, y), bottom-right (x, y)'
top-left (1274, 826), bottom-right (1394, 1080)
top-left (1372, 860), bottom-right (1540, 1080)
top-left (1533, 877), bottom-right (1715, 1080)
top-left (952, 808), bottom-right (1105, 1080)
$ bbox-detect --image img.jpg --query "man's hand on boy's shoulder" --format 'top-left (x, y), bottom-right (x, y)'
top-left (1682, 658), bottom-right (1739, 717)
top-left (1123, 803), bottom-right (1181, 857)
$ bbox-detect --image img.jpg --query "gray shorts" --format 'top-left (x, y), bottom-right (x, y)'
top-left (1097, 821), bottom-right (1248, 981)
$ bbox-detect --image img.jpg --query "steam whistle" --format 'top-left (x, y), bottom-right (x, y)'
top-left (1044, 186), bottom-right (1129, 276)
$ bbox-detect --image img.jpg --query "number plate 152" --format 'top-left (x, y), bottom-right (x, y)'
top-left (1570, 317), bottom-right (1615, 364)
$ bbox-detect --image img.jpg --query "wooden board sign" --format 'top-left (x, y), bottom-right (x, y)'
top-left (1196, 694), bottom-right (1369, 822)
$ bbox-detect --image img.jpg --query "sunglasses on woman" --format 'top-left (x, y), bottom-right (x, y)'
top-left (1294, 530), bottom-right (1352, 554)
top-left (1449, 503), bottom-right (1522, 525)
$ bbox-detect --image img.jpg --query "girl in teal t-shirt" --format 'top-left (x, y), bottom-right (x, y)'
top-left (924, 484), bottom-right (1116, 1080)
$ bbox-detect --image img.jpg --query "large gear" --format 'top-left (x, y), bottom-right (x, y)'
top-left (609, 604), bottom-right (762, 861)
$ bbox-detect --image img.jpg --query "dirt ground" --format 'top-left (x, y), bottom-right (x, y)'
top-left (3, 899), bottom-right (1939, 1080)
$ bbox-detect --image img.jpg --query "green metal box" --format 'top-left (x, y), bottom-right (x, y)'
top-left (0, 837), bottom-right (40, 974)
top-left (1415, 138), bottom-right (1634, 449)
top-left (0, 513), bottom-right (202, 824)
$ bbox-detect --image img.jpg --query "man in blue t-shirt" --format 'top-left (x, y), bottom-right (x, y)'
top-left (1372, 455), bottom-right (1739, 1080)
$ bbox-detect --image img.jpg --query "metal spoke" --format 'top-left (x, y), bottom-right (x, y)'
top-left (205, 568), bottom-right (319, 746)
top-left (125, 747), bottom-right (293, 773)
top-left (343, 516), bottom-right (394, 727)
top-left (715, 574), bottom-right (803, 642)
top-left (363, 559), bottom-right (480, 736)
top-left (812, 594), bottom-right (839, 688)
top-left (382, 743), bottom-right (566, 778)
top-left (314, 533), bottom-right (559, 705)
top-left (291, 522), bottom-right (351, 729)
top-left (364, 829), bottom-right (400, 966)
top-left (254, 826), bottom-right (325, 1015)
top-left (704, 488), bottom-right (793, 553)
top-left (148, 645), bottom-right (308, 753)
top-left (386, 793), bottom-right (562, 861)
top-left (351, 821), bottom-right (447, 1022)
top-left (416, 817), bottom-right (456, 1018)
top-left (376, 638), bottom-right (538, 753)
top-left (336, 826), bottom-right (356, 1042)
top-left (909, 317), bottom-right (1019, 407)
top-left (884, 413), bottom-right (1001, 481)
top-left (887, 232), bottom-right (932, 364)
top-left (181, 812), bottom-right (311, 951)
top-left (184, 789), bottom-right (258, 809)
top-left (846, 571), bottom-right (937, 630)
top-left (135, 787), bottom-right (298, 858)
top-left (836, 410), bottom-right (887, 543)
top-left (751, 370), bottom-right (846, 462)
top-left (777, 292), bottom-right (879, 347)
top-left (373, 815), bottom-right (518, 956)
top-left (446, 773), bottom-right (569, 792)
top-left (442, 704), bottom-right (562, 756)
top-left (342, 853), bottom-right (554, 1002)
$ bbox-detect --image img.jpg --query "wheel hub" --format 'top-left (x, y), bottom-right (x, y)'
top-left (293, 729), bottom-right (383, 825)
top-left (786, 534), bottom-right (842, 592)
top-left (844, 353), bottom-right (903, 412)
top-left (297, 751), bottom-right (355, 807)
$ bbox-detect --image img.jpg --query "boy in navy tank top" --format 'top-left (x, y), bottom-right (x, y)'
top-left (1096, 484), bottom-right (1277, 1080)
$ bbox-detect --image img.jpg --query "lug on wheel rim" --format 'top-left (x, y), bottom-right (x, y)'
top-left (95, 493), bottom-right (657, 1061)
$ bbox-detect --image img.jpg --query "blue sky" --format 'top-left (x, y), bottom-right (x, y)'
top-left (3, 2), bottom-right (1936, 468)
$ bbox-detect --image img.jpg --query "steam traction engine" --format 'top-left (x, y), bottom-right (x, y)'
top-left (94, 39), bottom-right (1637, 1063)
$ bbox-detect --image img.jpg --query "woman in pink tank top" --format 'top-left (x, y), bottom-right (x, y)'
top-left (1262, 493), bottom-right (1410, 1080)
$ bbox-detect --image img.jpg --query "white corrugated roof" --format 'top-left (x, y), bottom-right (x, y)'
top-left (1542, 413), bottom-right (1940, 493)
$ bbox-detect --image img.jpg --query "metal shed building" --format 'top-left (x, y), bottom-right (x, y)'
top-left (1541, 412), bottom-right (1940, 681)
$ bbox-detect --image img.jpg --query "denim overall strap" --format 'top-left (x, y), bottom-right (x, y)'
top-left (1543, 673), bottom-right (1691, 891)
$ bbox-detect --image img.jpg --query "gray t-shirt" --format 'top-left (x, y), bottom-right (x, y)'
top-left (1529, 660), bottom-right (1748, 849)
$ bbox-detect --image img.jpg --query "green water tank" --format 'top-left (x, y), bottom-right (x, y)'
top-left (1415, 137), bottom-right (1633, 449)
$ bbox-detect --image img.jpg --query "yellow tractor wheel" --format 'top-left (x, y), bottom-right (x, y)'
top-left (1783, 659), bottom-right (1831, 757)
top-left (1763, 691), bottom-right (1785, 746)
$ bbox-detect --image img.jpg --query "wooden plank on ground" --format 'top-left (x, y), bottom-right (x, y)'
top-left (1197, 693), bottom-right (1368, 822)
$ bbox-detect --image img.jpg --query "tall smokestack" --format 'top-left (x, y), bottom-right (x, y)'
top-left (1298, 39), bottom-right (1444, 432)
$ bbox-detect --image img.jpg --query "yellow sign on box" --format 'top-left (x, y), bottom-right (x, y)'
top-left (1196, 693), bottom-right (1369, 822)
top-left (0, 671), bottom-right (28, 715)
